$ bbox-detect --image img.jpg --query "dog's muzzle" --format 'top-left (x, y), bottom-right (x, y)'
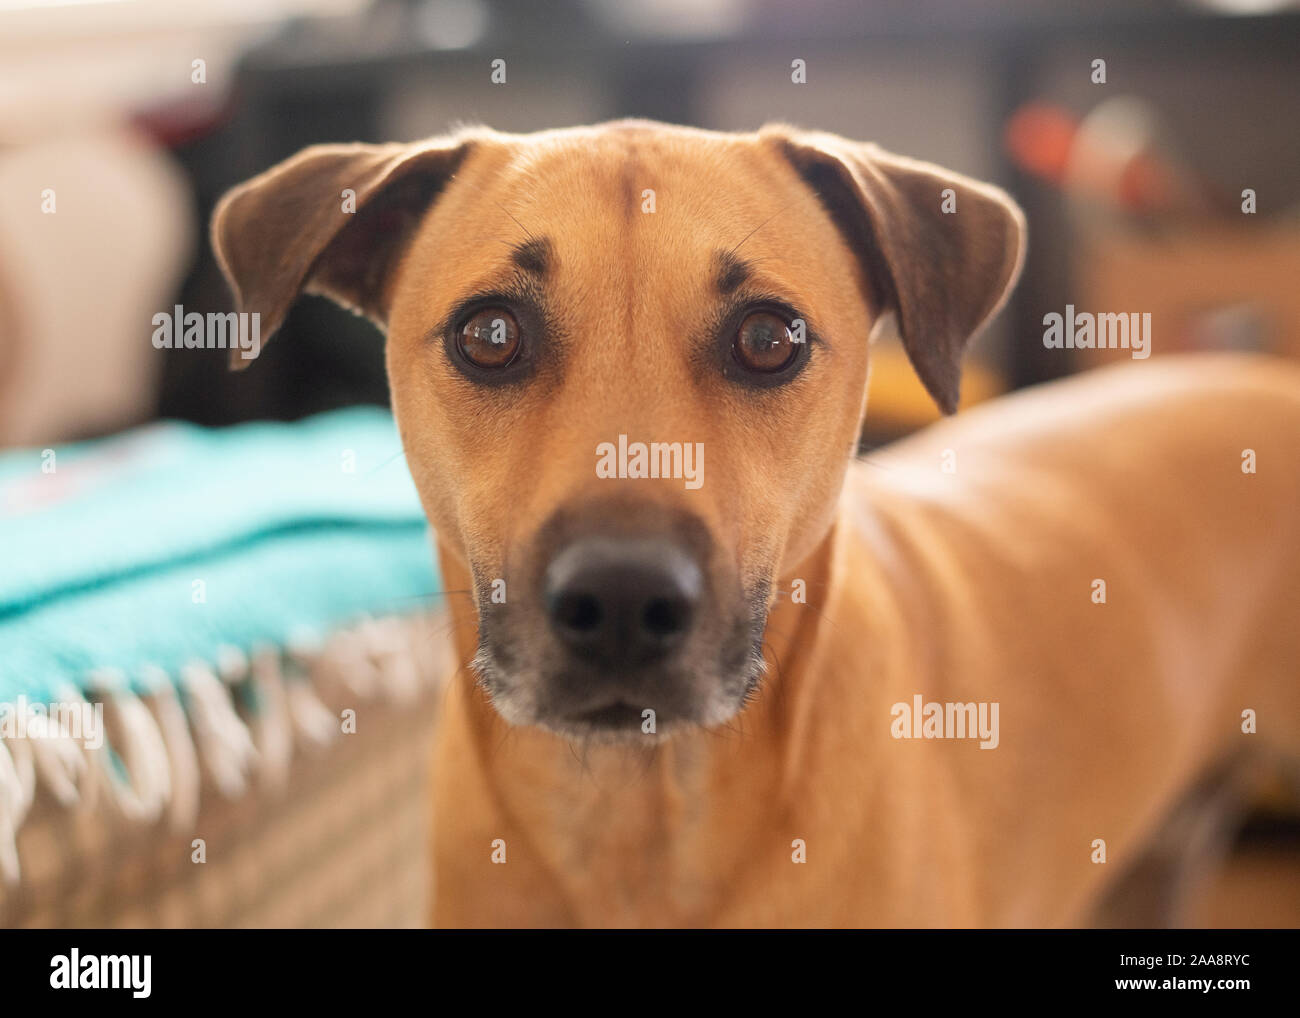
top-left (473, 501), bottom-right (766, 738)
top-left (538, 536), bottom-right (705, 731)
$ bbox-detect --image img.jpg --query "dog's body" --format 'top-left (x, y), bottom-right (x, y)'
top-left (430, 355), bottom-right (1300, 927)
top-left (212, 121), bottom-right (1300, 927)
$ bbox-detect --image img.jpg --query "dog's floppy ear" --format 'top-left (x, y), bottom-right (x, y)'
top-left (211, 136), bottom-right (474, 369)
top-left (764, 127), bottom-right (1026, 414)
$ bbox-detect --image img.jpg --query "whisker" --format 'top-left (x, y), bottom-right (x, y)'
top-left (726, 183), bottom-right (832, 259)
top-left (389, 588), bottom-right (475, 602)
top-left (494, 199), bottom-right (536, 243)
top-left (727, 202), bottom-right (793, 259)
top-left (854, 454), bottom-right (900, 472)
top-left (362, 448), bottom-right (407, 476)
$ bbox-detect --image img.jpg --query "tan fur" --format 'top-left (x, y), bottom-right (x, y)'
top-left (213, 121), bottom-right (1300, 927)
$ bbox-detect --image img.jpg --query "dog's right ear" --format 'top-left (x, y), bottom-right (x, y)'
top-left (763, 126), bottom-right (1026, 414)
top-left (210, 136), bottom-right (475, 369)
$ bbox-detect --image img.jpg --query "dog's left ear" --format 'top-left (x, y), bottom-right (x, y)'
top-left (211, 136), bottom-right (475, 369)
top-left (764, 127), bottom-right (1026, 414)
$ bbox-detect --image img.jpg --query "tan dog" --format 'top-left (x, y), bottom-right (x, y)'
top-left (212, 121), bottom-right (1300, 927)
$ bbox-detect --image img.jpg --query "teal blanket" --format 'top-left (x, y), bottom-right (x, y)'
top-left (0, 408), bottom-right (440, 705)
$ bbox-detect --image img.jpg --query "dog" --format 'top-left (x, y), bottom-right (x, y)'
top-left (212, 120), bottom-right (1300, 927)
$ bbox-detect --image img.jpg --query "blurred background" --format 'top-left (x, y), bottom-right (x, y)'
top-left (1, 0), bottom-right (1298, 927)
top-left (3, 0), bottom-right (1299, 448)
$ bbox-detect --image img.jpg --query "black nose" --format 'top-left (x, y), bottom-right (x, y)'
top-left (544, 537), bottom-right (703, 668)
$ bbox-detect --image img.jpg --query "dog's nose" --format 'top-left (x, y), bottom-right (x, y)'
top-left (544, 537), bottom-right (703, 668)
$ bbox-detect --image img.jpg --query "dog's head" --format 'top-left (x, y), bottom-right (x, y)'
top-left (213, 120), bottom-right (1024, 739)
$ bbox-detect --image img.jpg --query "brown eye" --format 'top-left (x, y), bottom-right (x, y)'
top-left (733, 311), bottom-right (796, 373)
top-left (458, 307), bottom-right (520, 368)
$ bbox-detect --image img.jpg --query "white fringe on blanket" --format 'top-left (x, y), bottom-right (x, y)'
top-left (0, 613), bottom-right (445, 887)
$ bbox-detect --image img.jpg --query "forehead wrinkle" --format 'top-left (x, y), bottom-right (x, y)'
top-left (620, 141), bottom-right (642, 222)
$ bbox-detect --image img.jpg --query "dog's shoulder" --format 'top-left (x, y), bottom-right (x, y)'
top-left (840, 353), bottom-right (1300, 578)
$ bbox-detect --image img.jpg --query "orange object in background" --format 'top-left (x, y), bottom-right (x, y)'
top-left (1005, 99), bottom-right (1219, 220)
top-left (1005, 103), bottom-right (1079, 184)
top-left (1007, 96), bottom-right (1300, 373)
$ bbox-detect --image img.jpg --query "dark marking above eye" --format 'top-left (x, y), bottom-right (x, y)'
top-left (715, 251), bottom-right (754, 295)
top-left (511, 237), bottom-right (553, 277)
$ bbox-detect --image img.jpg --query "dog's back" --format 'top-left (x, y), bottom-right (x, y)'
top-left (828, 353), bottom-right (1300, 923)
